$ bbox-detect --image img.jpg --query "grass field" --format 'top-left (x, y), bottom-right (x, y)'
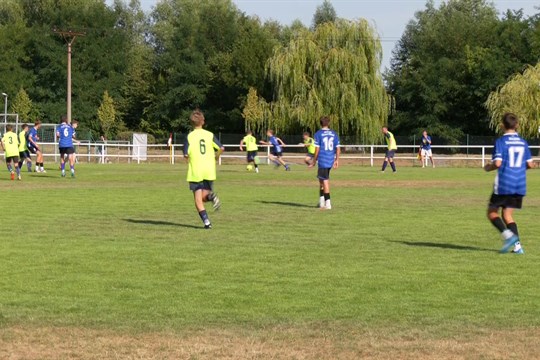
top-left (1, 163), bottom-right (539, 359)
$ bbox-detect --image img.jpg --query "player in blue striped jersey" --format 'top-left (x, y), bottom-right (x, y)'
top-left (313, 116), bottom-right (340, 210)
top-left (56, 116), bottom-right (77, 178)
top-left (484, 113), bottom-right (533, 254)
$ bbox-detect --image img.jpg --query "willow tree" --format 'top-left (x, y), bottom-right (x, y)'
top-left (486, 64), bottom-right (540, 137)
top-left (250, 19), bottom-right (389, 142)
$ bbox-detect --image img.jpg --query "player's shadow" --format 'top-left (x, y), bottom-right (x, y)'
top-left (123, 219), bottom-right (201, 229)
top-left (391, 241), bottom-right (496, 253)
top-left (258, 200), bottom-right (314, 209)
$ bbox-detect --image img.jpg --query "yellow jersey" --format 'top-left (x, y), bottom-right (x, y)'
top-left (385, 131), bottom-right (398, 150)
top-left (304, 137), bottom-right (316, 155)
top-left (185, 128), bottom-right (222, 182)
top-left (18, 130), bottom-right (28, 152)
top-left (2, 131), bottom-right (19, 157)
top-left (242, 134), bottom-right (258, 152)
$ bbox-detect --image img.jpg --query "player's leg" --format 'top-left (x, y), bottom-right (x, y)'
top-left (193, 187), bottom-right (211, 229)
top-left (202, 181), bottom-right (220, 211)
top-left (318, 179), bottom-right (325, 208)
top-left (318, 168), bottom-right (331, 209)
top-left (60, 149), bottom-right (66, 176)
top-left (381, 155), bottom-right (389, 172)
top-left (69, 151), bottom-right (75, 177)
top-left (13, 157), bottom-right (21, 180)
top-left (25, 152), bottom-right (32, 172)
top-left (389, 152), bottom-right (397, 172)
top-left (6, 158), bottom-right (14, 180)
top-left (421, 150), bottom-right (426, 168)
top-left (429, 150), bottom-right (435, 168)
top-left (502, 205), bottom-right (523, 254)
top-left (277, 154), bottom-right (290, 171)
top-left (37, 149), bottom-right (45, 172)
top-left (322, 179), bottom-right (331, 209)
top-left (487, 195), bottom-right (519, 253)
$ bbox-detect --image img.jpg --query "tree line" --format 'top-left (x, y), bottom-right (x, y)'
top-left (0, 0), bottom-right (539, 143)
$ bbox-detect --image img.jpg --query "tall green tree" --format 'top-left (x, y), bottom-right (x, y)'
top-left (486, 63), bottom-right (540, 137)
top-left (254, 19), bottom-right (388, 142)
top-left (312, 0), bottom-right (337, 29)
top-left (97, 90), bottom-right (119, 138)
top-left (11, 88), bottom-right (33, 121)
top-left (386, 0), bottom-right (537, 142)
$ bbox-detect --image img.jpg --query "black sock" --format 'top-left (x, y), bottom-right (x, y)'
top-left (506, 222), bottom-right (519, 236)
top-left (254, 164), bottom-right (258, 168)
top-left (382, 161), bottom-right (388, 171)
top-left (206, 192), bottom-right (215, 202)
top-left (198, 210), bottom-right (209, 223)
top-left (18, 161), bottom-right (23, 168)
top-left (324, 193), bottom-right (330, 201)
top-left (319, 189), bottom-right (324, 197)
top-left (490, 217), bottom-right (507, 233)
top-left (390, 162), bottom-right (396, 172)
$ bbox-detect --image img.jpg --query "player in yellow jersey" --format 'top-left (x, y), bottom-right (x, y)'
top-left (18, 124), bottom-right (33, 173)
top-left (381, 126), bottom-right (398, 173)
top-left (183, 109), bottom-right (225, 229)
top-left (1, 125), bottom-right (21, 180)
top-left (240, 130), bottom-right (259, 173)
top-left (300, 131), bottom-right (316, 166)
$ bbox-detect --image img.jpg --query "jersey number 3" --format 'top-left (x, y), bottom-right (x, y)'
top-left (508, 146), bottom-right (525, 168)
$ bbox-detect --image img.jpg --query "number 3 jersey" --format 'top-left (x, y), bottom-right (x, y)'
top-left (314, 129), bottom-right (340, 169)
top-left (184, 128), bottom-right (222, 182)
top-left (492, 133), bottom-right (532, 196)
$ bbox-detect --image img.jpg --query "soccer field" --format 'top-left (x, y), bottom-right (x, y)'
top-left (1, 164), bottom-right (539, 359)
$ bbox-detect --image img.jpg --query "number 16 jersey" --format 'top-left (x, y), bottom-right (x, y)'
top-left (314, 129), bottom-right (340, 169)
top-left (184, 128), bottom-right (222, 182)
top-left (492, 133), bottom-right (532, 196)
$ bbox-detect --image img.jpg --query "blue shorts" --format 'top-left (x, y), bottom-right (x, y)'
top-left (247, 151), bottom-right (257, 162)
top-left (271, 151), bottom-right (283, 158)
top-left (317, 168), bottom-right (331, 180)
top-left (189, 180), bottom-right (214, 192)
top-left (306, 153), bottom-right (315, 158)
top-left (28, 145), bottom-right (38, 154)
top-left (19, 150), bottom-right (31, 159)
top-left (385, 150), bottom-right (396, 159)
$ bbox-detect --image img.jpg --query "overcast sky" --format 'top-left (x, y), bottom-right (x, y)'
top-left (134, 0), bottom-right (539, 70)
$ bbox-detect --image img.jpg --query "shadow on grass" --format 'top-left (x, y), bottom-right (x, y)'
top-left (123, 219), bottom-right (202, 229)
top-left (258, 200), bottom-right (314, 209)
top-left (391, 240), bottom-right (497, 253)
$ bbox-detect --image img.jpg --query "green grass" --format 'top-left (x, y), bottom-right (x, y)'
top-left (1, 163), bottom-right (539, 336)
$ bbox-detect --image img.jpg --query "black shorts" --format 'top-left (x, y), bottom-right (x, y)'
top-left (59, 147), bottom-right (75, 156)
top-left (189, 180), bottom-right (214, 192)
top-left (247, 151), bottom-right (257, 162)
top-left (271, 151), bottom-right (283, 158)
top-left (6, 156), bottom-right (19, 163)
top-left (28, 145), bottom-right (38, 154)
top-left (317, 168), bottom-right (331, 180)
top-left (306, 153), bottom-right (315, 158)
top-left (19, 150), bottom-right (31, 159)
top-left (489, 194), bottom-right (523, 209)
top-left (385, 150), bottom-right (396, 159)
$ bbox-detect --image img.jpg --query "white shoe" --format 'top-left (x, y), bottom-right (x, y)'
top-left (255, 168), bottom-right (259, 173)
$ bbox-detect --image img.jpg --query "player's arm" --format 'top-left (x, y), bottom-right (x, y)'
top-left (334, 146), bottom-right (341, 169)
top-left (277, 137), bottom-right (286, 146)
top-left (0, 138), bottom-right (5, 151)
top-left (183, 138), bottom-right (189, 161)
top-left (239, 139), bottom-right (244, 151)
top-left (484, 160), bottom-right (501, 172)
top-left (213, 136), bottom-right (225, 158)
top-left (259, 140), bottom-right (269, 145)
top-left (313, 146), bottom-right (320, 165)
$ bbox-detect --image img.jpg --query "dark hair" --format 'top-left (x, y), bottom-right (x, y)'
top-left (267, 129), bottom-right (274, 135)
top-left (6, 124), bottom-right (12, 131)
top-left (34, 120), bottom-right (41, 126)
top-left (72, 119), bottom-right (79, 125)
top-left (320, 116), bottom-right (330, 127)
top-left (246, 130), bottom-right (252, 135)
top-left (61, 115), bottom-right (68, 123)
top-left (22, 123), bottom-right (28, 130)
top-left (502, 113), bottom-right (518, 130)
top-left (303, 131), bottom-right (310, 136)
top-left (190, 109), bottom-right (205, 127)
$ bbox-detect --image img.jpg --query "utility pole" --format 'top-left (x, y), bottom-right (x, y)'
top-left (53, 29), bottom-right (86, 123)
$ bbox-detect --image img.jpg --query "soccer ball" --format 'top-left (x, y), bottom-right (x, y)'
top-left (246, 164), bottom-right (253, 171)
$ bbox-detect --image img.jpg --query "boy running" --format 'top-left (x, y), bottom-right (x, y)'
top-left (259, 129), bottom-right (290, 171)
top-left (313, 116), bottom-right (340, 210)
top-left (240, 130), bottom-right (259, 173)
top-left (300, 131), bottom-right (316, 166)
top-left (18, 124), bottom-right (33, 173)
top-left (1, 125), bottom-right (21, 180)
top-left (184, 109), bottom-right (224, 229)
top-left (484, 113), bottom-right (533, 254)
top-left (56, 116), bottom-right (76, 178)
top-left (421, 130), bottom-right (435, 168)
top-left (28, 120), bottom-right (45, 173)
top-left (381, 127), bottom-right (397, 173)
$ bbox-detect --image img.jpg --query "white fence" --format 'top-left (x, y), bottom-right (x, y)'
top-left (2, 142), bottom-right (540, 167)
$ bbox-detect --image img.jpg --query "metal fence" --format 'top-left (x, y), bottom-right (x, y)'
top-left (6, 142), bottom-right (539, 168)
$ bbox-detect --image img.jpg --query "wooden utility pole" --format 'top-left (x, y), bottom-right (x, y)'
top-left (53, 29), bottom-right (86, 123)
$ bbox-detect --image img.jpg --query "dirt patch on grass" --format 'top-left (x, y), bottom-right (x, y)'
top-left (1, 325), bottom-right (538, 359)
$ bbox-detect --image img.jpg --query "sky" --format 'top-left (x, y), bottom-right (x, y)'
top-left (135, 0), bottom-right (539, 70)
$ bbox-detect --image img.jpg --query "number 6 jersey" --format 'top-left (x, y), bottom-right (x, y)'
top-left (183, 128), bottom-right (222, 182)
top-left (492, 133), bottom-right (532, 196)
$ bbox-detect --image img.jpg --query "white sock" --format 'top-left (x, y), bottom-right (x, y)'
top-left (319, 196), bottom-right (325, 207)
top-left (501, 229), bottom-right (514, 241)
top-left (325, 199), bottom-right (331, 209)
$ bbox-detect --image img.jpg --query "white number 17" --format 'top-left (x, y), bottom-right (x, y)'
top-left (508, 146), bottom-right (524, 168)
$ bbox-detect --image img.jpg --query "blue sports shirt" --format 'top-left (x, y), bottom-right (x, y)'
top-left (422, 136), bottom-right (431, 150)
top-left (29, 127), bottom-right (38, 144)
top-left (492, 133), bottom-right (532, 196)
top-left (269, 136), bottom-right (282, 152)
top-left (314, 129), bottom-right (340, 169)
top-left (57, 123), bottom-right (75, 148)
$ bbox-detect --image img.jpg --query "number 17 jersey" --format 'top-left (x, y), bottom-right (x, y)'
top-left (314, 129), bottom-right (340, 169)
top-left (492, 133), bottom-right (532, 196)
